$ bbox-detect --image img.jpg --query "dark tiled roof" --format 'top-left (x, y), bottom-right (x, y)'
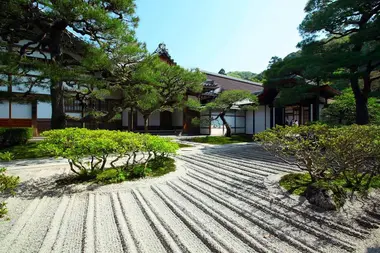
top-left (203, 79), bottom-right (218, 88)
top-left (202, 71), bottom-right (263, 93)
top-left (201, 91), bottom-right (218, 97)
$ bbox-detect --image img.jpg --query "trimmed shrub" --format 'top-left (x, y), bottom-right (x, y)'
top-left (40, 128), bottom-right (179, 177)
top-left (256, 124), bottom-right (380, 208)
top-left (0, 153), bottom-right (20, 219)
top-left (0, 128), bottom-right (33, 147)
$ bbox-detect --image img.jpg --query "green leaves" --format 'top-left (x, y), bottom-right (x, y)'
top-left (205, 90), bottom-right (258, 112)
top-left (321, 89), bottom-right (380, 125)
top-left (256, 124), bottom-right (380, 204)
top-left (40, 128), bottom-right (179, 175)
top-left (0, 166), bottom-right (20, 219)
top-left (124, 55), bottom-right (206, 120)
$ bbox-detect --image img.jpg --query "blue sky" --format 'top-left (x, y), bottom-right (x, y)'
top-left (135, 0), bottom-right (308, 74)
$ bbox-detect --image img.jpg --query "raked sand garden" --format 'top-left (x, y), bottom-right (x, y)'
top-left (1, 143), bottom-right (380, 253)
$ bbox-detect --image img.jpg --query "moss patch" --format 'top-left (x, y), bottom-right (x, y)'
top-left (0, 142), bottom-right (54, 160)
top-left (94, 157), bottom-right (176, 184)
top-left (280, 172), bottom-right (380, 196)
top-left (187, 135), bottom-right (253, 145)
top-left (178, 143), bottom-right (193, 148)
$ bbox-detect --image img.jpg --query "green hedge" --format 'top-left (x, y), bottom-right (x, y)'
top-left (0, 128), bottom-right (33, 147)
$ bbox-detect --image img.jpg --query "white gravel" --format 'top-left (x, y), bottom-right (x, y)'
top-left (1, 143), bottom-right (380, 253)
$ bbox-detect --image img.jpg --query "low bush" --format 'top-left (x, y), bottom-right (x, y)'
top-left (96, 157), bottom-right (176, 184)
top-left (40, 128), bottom-right (179, 180)
top-left (256, 124), bottom-right (380, 209)
top-left (96, 169), bottom-right (126, 184)
top-left (0, 128), bottom-right (33, 148)
top-left (0, 153), bottom-right (20, 219)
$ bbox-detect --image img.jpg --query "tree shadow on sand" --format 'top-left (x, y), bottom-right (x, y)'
top-left (1, 174), bottom-right (102, 200)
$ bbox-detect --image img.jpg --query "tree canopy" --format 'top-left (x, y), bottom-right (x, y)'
top-left (298, 0), bottom-right (380, 124)
top-left (0, 0), bottom-right (144, 128)
top-left (321, 89), bottom-right (380, 125)
top-left (122, 55), bottom-right (206, 132)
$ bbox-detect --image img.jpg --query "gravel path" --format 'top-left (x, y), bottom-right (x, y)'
top-left (1, 143), bottom-right (380, 253)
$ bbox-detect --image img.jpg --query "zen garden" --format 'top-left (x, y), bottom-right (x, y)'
top-left (1, 0), bottom-right (380, 252)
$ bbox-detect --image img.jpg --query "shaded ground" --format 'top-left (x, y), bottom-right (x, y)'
top-left (186, 135), bottom-right (253, 145)
top-left (0, 144), bottom-right (379, 253)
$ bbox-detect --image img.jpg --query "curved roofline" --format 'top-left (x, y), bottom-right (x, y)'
top-left (201, 70), bottom-right (263, 87)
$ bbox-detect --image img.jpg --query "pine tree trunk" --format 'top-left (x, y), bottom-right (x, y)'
top-left (220, 112), bottom-right (232, 137)
top-left (50, 81), bottom-right (66, 129)
top-left (143, 115), bottom-right (149, 133)
top-left (315, 79), bottom-right (320, 121)
top-left (350, 74), bottom-right (369, 125)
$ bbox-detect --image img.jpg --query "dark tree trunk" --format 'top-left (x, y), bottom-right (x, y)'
top-left (50, 81), bottom-right (66, 129)
top-left (315, 79), bottom-right (320, 121)
top-left (219, 112), bottom-right (232, 137)
top-left (130, 107), bottom-right (134, 131)
top-left (143, 115), bottom-right (149, 133)
top-left (350, 73), bottom-right (369, 125)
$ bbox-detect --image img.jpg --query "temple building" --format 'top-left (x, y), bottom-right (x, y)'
top-left (0, 41), bottom-right (338, 136)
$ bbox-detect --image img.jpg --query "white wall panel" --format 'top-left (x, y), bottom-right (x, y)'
top-left (245, 110), bottom-right (254, 134)
top-left (149, 111), bottom-right (160, 126)
top-left (11, 103), bottom-right (32, 119)
top-left (122, 109), bottom-right (128, 127)
top-left (210, 128), bottom-right (224, 136)
top-left (137, 111), bottom-right (144, 126)
top-left (172, 109), bottom-right (183, 126)
top-left (266, 106), bottom-right (271, 130)
top-left (37, 102), bottom-right (51, 119)
top-left (236, 128), bottom-right (245, 134)
top-left (200, 128), bottom-right (210, 135)
top-left (236, 117), bottom-right (245, 128)
top-left (254, 106), bottom-right (266, 133)
top-left (0, 101), bottom-right (9, 118)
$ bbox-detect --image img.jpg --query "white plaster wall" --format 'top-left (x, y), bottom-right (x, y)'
top-left (236, 117), bottom-right (245, 128)
top-left (172, 109), bottom-right (183, 127)
top-left (236, 128), bottom-right (245, 134)
top-left (200, 128), bottom-right (210, 134)
top-left (122, 109), bottom-right (128, 127)
top-left (254, 106), bottom-right (266, 133)
top-left (149, 111), bottom-right (160, 126)
top-left (236, 110), bottom-right (245, 116)
top-left (200, 113), bottom-right (210, 135)
top-left (37, 102), bottom-right (51, 119)
top-left (225, 116), bottom-right (234, 129)
top-left (266, 106), bottom-right (271, 130)
top-left (11, 103), bottom-right (32, 119)
top-left (137, 111), bottom-right (144, 126)
top-left (0, 101), bottom-right (9, 118)
top-left (210, 128), bottom-right (224, 136)
top-left (245, 110), bottom-right (254, 134)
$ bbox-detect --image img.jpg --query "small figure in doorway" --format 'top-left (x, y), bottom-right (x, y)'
top-left (294, 119), bottom-right (299, 126)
